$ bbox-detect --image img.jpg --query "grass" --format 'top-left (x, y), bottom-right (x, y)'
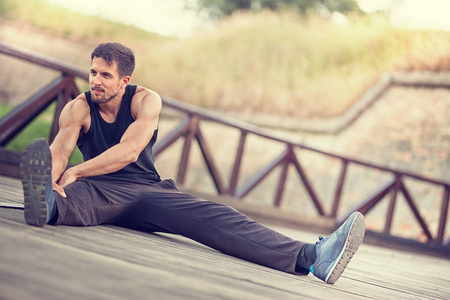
top-left (0, 103), bottom-right (83, 164)
top-left (0, 0), bottom-right (168, 43)
top-left (141, 12), bottom-right (450, 119)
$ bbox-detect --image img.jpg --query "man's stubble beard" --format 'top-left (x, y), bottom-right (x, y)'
top-left (91, 87), bottom-right (119, 104)
top-left (92, 92), bottom-right (119, 104)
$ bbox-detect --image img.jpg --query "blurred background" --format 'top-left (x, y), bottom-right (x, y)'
top-left (1, 0), bottom-right (449, 239)
top-left (2, 0), bottom-right (449, 118)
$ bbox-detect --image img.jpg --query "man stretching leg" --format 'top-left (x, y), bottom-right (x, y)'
top-left (20, 42), bottom-right (365, 284)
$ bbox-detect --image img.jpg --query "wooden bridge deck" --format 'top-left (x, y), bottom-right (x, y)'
top-left (1, 175), bottom-right (449, 300)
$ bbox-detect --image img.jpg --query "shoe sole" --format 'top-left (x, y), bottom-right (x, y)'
top-left (326, 212), bottom-right (365, 284)
top-left (20, 138), bottom-right (52, 227)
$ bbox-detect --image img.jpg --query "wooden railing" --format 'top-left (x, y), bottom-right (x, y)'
top-left (1, 42), bottom-right (449, 250)
top-left (0, 43), bottom-right (87, 146)
top-left (156, 96), bottom-right (450, 248)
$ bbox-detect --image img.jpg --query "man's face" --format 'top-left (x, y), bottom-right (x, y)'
top-left (89, 57), bottom-right (123, 104)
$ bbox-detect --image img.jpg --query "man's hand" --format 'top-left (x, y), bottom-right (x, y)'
top-left (53, 182), bottom-right (67, 198)
top-left (55, 167), bottom-right (79, 198)
top-left (58, 168), bottom-right (79, 187)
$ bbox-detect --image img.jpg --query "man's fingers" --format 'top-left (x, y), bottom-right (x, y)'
top-left (58, 169), bottom-right (78, 189)
top-left (53, 183), bottom-right (67, 198)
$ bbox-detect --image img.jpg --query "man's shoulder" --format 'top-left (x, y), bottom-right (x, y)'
top-left (132, 86), bottom-right (161, 105)
top-left (130, 86), bottom-right (162, 118)
top-left (71, 93), bottom-right (90, 108)
top-left (133, 85), bottom-right (159, 98)
top-left (64, 94), bottom-right (91, 118)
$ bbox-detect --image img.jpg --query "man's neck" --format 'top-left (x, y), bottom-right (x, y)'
top-left (97, 89), bottom-right (126, 123)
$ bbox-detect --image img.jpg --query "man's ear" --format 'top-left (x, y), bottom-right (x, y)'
top-left (121, 76), bottom-right (131, 89)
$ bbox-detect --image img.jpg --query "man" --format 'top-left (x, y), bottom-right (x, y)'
top-left (20, 42), bottom-right (365, 284)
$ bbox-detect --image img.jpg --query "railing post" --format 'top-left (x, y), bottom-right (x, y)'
top-left (228, 131), bottom-right (247, 196)
top-left (337, 177), bottom-right (396, 225)
top-left (274, 146), bottom-right (292, 207)
top-left (437, 185), bottom-right (450, 244)
top-left (384, 174), bottom-right (401, 234)
top-left (235, 148), bottom-right (290, 199)
top-left (400, 180), bottom-right (433, 241)
top-left (49, 75), bottom-right (75, 143)
top-left (291, 149), bottom-right (325, 216)
top-left (154, 116), bottom-right (190, 156)
top-left (177, 116), bottom-right (198, 185)
top-left (195, 125), bottom-right (225, 194)
top-left (331, 159), bottom-right (349, 218)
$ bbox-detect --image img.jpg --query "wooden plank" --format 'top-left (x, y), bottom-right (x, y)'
top-left (0, 209), bottom-right (357, 300)
top-left (0, 174), bottom-right (23, 205)
top-left (2, 208), bottom-right (450, 299)
top-left (0, 148), bottom-right (21, 178)
top-left (272, 226), bottom-right (450, 300)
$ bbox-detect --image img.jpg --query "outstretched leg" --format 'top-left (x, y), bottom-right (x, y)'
top-left (126, 182), bottom-right (306, 274)
top-left (127, 182), bottom-right (365, 282)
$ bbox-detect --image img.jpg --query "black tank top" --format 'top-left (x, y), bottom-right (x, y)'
top-left (77, 84), bottom-right (161, 183)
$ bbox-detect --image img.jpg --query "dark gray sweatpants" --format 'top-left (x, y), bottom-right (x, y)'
top-left (53, 178), bottom-right (306, 274)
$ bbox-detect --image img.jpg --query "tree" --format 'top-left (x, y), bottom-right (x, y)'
top-left (318, 0), bottom-right (361, 14)
top-left (193, 0), bottom-right (362, 18)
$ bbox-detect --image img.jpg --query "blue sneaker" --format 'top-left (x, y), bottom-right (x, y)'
top-left (310, 211), bottom-right (365, 284)
top-left (20, 138), bottom-right (52, 227)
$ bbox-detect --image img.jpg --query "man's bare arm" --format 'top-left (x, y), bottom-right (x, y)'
top-left (49, 95), bottom-right (90, 197)
top-left (57, 88), bottom-right (162, 187)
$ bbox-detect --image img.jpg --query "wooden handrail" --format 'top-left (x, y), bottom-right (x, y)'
top-left (0, 42), bottom-right (88, 79)
top-left (162, 95), bottom-right (450, 187)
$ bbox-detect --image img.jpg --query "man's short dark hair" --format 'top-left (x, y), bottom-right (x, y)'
top-left (91, 42), bottom-right (135, 78)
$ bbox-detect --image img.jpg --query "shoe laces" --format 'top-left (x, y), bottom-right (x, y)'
top-left (316, 235), bottom-right (325, 245)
